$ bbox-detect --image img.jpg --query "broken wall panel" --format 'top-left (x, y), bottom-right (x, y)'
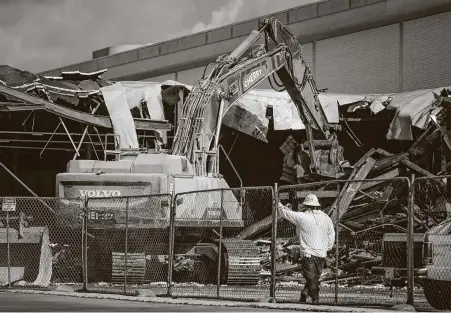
top-left (316, 24), bottom-right (400, 94)
top-left (403, 11), bottom-right (451, 92)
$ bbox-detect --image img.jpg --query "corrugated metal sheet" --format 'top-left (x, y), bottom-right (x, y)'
top-left (403, 11), bottom-right (451, 92)
top-left (316, 24), bottom-right (400, 94)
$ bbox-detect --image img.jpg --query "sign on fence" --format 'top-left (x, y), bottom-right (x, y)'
top-left (2, 197), bottom-right (16, 212)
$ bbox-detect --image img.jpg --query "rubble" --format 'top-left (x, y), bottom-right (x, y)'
top-left (237, 90), bottom-right (451, 286)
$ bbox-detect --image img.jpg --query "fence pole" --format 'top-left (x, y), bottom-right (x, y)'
top-left (216, 189), bottom-right (224, 298)
top-left (82, 197), bottom-right (88, 292)
top-left (6, 210), bottom-right (11, 288)
top-left (407, 175), bottom-right (415, 306)
top-left (167, 191), bottom-right (176, 297)
top-left (124, 198), bottom-right (129, 295)
top-left (270, 183), bottom-right (278, 299)
top-left (335, 182), bottom-right (340, 305)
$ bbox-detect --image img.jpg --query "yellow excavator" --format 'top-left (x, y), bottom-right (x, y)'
top-left (53, 17), bottom-right (346, 286)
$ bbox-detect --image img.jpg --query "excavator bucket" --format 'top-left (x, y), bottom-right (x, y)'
top-left (0, 212), bottom-right (52, 287)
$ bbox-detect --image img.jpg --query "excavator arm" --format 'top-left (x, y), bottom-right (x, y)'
top-left (172, 17), bottom-right (346, 180)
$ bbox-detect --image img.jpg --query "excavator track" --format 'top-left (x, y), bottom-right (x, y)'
top-left (221, 239), bottom-right (261, 285)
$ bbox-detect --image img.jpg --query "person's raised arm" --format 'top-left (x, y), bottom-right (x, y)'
top-left (277, 202), bottom-right (302, 226)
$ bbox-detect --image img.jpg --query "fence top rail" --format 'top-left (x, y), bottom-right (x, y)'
top-left (174, 186), bottom-right (274, 197)
top-left (279, 177), bottom-right (410, 191)
top-left (85, 193), bottom-right (172, 203)
top-left (0, 196), bottom-right (81, 200)
top-left (174, 188), bottom-right (225, 197)
top-left (228, 185), bottom-right (273, 191)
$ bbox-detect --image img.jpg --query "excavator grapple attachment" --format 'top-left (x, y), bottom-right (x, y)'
top-left (0, 212), bottom-right (52, 287)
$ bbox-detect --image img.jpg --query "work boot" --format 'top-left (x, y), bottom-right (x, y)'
top-left (299, 292), bottom-right (307, 303)
top-left (312, 299), bottom-right (319, 305)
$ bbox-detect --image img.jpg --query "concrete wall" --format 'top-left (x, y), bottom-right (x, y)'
top-left (40, 0), bottom-right (451, 93)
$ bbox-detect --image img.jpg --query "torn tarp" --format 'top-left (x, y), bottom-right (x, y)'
top-left (385, 87), bottom-right (451, 141)
top-left (100, 80), bottom-right (191, 148)
top-left (100, 83), bottom-right (140, 149)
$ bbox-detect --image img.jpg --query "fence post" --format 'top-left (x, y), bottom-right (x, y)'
top-left (407, 175), bottom-right (415, 306)
top-left (167, 191), bottom-right (176, 297)
top-left (216, 189), bottom-right (225, 298)
top-left (6, 209), bottom-right (11, 288)
top-left (124, 197), bottom-right (129, 295)
top-left (270, 183), bottom-right (278, 299)
top-left (82, 197), bottom-right (88, 292)
top-left (335, 182), bottom-right (340, 305)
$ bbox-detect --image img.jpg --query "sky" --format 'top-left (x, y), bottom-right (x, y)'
top-left (0, 0), bottom-right (319, 73)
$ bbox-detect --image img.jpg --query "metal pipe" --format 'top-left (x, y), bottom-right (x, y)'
top-left (216, 190), bottom-right (224, 298)
top-left (407, 174), bottom-right (415, 306)
top-left (73, 103), bottom-right (101, 160)
top-left (270, 183), bottom-right (278, 299)
top-left (0, 131), bottom-right (163, 138)
top-left (86, 130), bottom-right (100, 160)
top-left (124, 198), bottom-right (129, 295)
top-left (0, 160), bottom-right (55, 213)
top-left (228, 30), bottom-right (263, 61)
top-left (0, 139), bottom-right (104, 145)
top-left (212, 98), bottom-right (226, 172)
top-left (82, 199), bottom-right (88, 292)
top-left (0, 145), bottom-right (86, 152)
top-left (59, 117), bottom-right (80, 157)
top-left (335, 182), bottom-right (340, 305)
top-left (6, 211), bottom-right (11, 288)
top-left (167, 190), bottom-right (176, 297)
top-left (219, 145), bottom-right (243, 188)
top-left (40, 121), bottom-right (61, 158)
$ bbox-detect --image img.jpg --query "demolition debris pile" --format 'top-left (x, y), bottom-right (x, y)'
top-left (235, 89), bottom-right (451, 286)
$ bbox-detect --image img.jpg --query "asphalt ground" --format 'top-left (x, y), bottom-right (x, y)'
top-left (1, 289), bottom-right (394, 312)
top-left (0, 292), bottom-right (274, 312)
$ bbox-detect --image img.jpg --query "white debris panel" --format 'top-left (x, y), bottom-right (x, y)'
top-left (101, 83), bottom-right (141, 149)
top-left (102, 78), bottom-right (451, 146)
top-left (100, 81), bottom-right (188, 149)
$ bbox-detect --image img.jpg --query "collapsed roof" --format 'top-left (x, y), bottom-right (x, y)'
top-left (0, 65), bottom-right (449, 153)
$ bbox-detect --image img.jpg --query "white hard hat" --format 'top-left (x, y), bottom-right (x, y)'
top-left (302, 194), bottom-right (321, 207)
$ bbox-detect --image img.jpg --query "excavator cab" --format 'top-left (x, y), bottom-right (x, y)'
top-left (0, 204), bottom-right (52, 287)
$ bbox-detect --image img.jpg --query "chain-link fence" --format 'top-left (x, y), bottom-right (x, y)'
top-left (85, 194), bottom-right (172, 296)
top-left (0, 197), bottom-right (83, 290)
top-left (4, 178), bottom-right (444, 310)
top-left (169, 189), bottom-right (223, 298)
top-left (169, 187), bottom-right (274, 301)
top-left (411, 176), bottom-right (451, 311)
top-left (276, 178), bottom-right (412, 307)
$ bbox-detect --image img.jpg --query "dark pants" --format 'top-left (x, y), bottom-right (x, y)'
top-left (300, 255), bottom-right (326, 301)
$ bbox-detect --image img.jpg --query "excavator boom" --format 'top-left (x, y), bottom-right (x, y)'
top-left (172, 17), bottom-right (346, 180)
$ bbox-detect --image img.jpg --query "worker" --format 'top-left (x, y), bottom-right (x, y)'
top-left (277, 194), bottom-right (335, 304)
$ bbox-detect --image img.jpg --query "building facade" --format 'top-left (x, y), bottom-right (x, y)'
top-left (40, 0), bottom-right (451, 94)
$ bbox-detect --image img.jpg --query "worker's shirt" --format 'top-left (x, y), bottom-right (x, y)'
top-left (278, 203), bottom-right (335, 258)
